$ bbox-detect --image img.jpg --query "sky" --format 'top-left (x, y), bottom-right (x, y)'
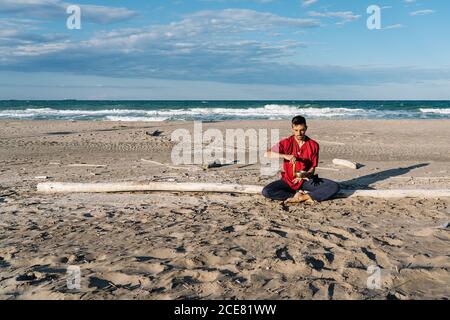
top-left (0, 0), bottom-right (449, 100)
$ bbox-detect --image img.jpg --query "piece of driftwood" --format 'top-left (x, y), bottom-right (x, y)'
top-left (36, 182), bottom-right (450, 198)
top-left (332, 158), bottom-right (358, 169)
top-left (391, 176), bottom-right (450, 180)
top-left (336, 189), bottom-right (450, 198)
top-left (37, 182), bottom-right (263, 194)
top-left (141, 159), bottom-right (202, 171)
top-left (315, 167), bottom-right (340, 172)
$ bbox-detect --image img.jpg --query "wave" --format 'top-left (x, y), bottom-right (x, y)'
top-left (115, 105), bottom-right (369, 119)
top-left (105, 116), bottom-right (168, 122)
top-left (0, 105), bottom-right (369, 120)
top-left (0, 104), bottom-right (449, 120)
top-left (420, 108), bottom-right (450, 115)
top-left (0, 108), bottom-right (150, 116)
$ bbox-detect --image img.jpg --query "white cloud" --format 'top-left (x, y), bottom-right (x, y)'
top-left (0, 17), bottom-right (68, 47)
top-left (410, 9), bottom-right (435, 16)
top-left (1, 9), bottom-right (449, 87)
top-left (187, 9), bottom-right (321, 29)
top-left (302, 0), bottom-right (318, 7)
top-left (0, 0), bottom-right (137, 24)
top-left (1, 9), bottom-right (317, 73)
top-left (308, 11), bottom-right (361, 24)
top-left (383, 24), bottom-right (403, 30)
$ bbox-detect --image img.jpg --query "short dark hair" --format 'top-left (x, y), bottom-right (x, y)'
top-left (292, 115), bottom-right (306, 126)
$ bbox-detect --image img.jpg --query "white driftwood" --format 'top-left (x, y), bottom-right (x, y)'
top-left (36, 182), bottom-right (450, 198)
top-left (141, 159), bottom-right (202, 171)
top-left (316, 167), bottom-right (340, 172)
top-left (391, 176), bottom-right (450, 180)
top-left (332, 158), bottom-right (358, 169)
top-left (336, 189), bottom-right (450, 198)
top-left (37, 182), bottom-right (263, 194)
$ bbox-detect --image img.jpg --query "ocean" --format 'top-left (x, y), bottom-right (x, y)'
top-left (0, 100), bottom-right (449, 121)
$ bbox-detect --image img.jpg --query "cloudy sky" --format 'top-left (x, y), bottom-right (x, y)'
top-left (0, 0), bottom-right (449, 99)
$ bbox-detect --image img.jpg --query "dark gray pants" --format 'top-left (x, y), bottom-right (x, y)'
top-left (262, 178), bottom-right (340, 202)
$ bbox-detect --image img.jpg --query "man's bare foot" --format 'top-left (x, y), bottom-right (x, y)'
top-left (283, 193), bottom-right (316, 205)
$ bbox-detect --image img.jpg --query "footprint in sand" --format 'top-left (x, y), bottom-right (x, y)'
top-left (409, 223), bottom-right (449, 237)
top-left (199, 253), bottom-right (241, 267)
top-left (147, 248), bottom-right (179, 259)
top-left (405, 254), bottom-right (450, 269)
top-left (144, 263), bottom-right (166, 274)
top-left (176, 269), bottom-right (222, 283)
top-left (196, 270), bottom-right (222, 283)
top-left (101, 272), bottom-right (148, 289)
top-left (134, 257), bottom-right (167, 273)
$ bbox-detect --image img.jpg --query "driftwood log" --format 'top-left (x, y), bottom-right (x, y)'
top-left (332, 159), bottom-right (358, 169)
top-left (36, 182), bottom-right (450, 198)
top-left (37, 182), bottom-right (263, 194)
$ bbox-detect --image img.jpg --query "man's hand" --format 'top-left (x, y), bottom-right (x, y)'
top-left (284, 155), bottom-right (297, 163)
top-left (292, 171), bottom-right (313, 184)
top-left (292, 177), bottom-right (309, 184)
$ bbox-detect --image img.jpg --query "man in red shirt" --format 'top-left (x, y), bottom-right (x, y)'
top-left (262, 115), bottom-right (340, 204)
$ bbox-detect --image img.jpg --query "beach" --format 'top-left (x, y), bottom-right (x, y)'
top-left (0, 119), bottom-right (449, 300)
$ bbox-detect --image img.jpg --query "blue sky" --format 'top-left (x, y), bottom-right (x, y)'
top-left (1, 0), bottom-right (449, 99)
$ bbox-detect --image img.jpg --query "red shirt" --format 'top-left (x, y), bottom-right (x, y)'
top-left (271, 135), bottom-right (319, 190)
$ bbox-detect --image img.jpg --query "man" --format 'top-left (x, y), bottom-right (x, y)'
top-left (262, 115), bottom-right (340, 204)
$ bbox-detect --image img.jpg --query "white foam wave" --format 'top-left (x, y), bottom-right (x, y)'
top-left (1, 104), bottom-right (448, 121)
top-left (0, 108), bottom-right (150, 116)
top-left (105, 116), bottom-right (168, 122)
top-left (2, 105), bottom-right (369, 120)
top-left (420, 108), bottom-right (450, 115)
top-left (141, 105), bottom-right (367, 118)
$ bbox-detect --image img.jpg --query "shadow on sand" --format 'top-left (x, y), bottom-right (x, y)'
top-left (339, 163), bottom-right (429, 190)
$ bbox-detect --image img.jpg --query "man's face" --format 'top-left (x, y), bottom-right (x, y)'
top-left (292, 124), bottom-right (307, 141)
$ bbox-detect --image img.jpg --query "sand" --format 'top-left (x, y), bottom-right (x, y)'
top-left (0, 119), bottom-right (449, 300)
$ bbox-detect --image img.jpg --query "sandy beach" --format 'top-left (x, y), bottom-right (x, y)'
top-left (0, 119), bottom-right (449, 300)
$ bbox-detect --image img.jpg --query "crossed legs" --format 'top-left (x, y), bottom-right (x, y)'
top-left (262, 178), bottom-right (340, 203)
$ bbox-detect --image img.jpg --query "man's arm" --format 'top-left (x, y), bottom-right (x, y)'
top-left (264, 149), bottom-right (296, 163)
